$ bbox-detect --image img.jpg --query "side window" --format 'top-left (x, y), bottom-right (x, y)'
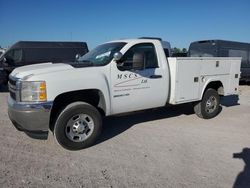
top-left (5, 49), bottom-right (22, 64)
top-left (120, 43), bottom-right (158, 70)
top-left (13, 49), bottom-right (22, 62)
top-left (229, 49), bottom-right (248, 64)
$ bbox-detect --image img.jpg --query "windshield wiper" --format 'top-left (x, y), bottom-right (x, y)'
top-left (77, 60), bottom-right (94, 65)
top-left (70, 60), bottom-right (94, 68)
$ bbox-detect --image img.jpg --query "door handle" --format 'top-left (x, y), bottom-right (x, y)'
top-left (150, 75), bottom-right (162, 79)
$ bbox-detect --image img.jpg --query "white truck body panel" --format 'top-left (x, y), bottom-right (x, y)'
top-left (8, 39), bottom-right (241, 117)
top-left (168, 57), bottom-right (241, 104)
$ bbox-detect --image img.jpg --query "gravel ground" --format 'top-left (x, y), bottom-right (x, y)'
top-left (0, 86), bottom-right (249, 188)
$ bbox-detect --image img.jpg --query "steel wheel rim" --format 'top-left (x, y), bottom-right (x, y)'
top-left (205, 96), bottom-right (217, 114)
top-left (65, 114), bottom-right (94, 142)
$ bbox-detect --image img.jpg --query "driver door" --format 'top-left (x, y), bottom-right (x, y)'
top-left (110, 43), bottom-right (167, 114)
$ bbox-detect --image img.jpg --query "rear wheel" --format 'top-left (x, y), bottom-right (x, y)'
top-left (194, 88), bottom-right (220, 119)
top-left (54, 102), bottom-right (102, 150)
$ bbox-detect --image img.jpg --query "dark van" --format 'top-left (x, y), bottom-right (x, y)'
top-left (0, 41), bottom-right (88, 85)
top-left (188, 40), bottom-right (250, 81)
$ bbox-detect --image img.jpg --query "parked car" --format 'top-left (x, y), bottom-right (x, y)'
top-left (7, 38), bottom-right (241, 150)
top-left (188, 40), bottom-right (250, 81)
top-left (0, 41), bottom-right (88, 84)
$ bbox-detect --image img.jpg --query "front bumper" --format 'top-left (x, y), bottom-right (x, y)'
top-left (8, 97), bottom-right (53, 132)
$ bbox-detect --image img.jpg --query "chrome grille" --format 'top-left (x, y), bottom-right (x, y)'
top-left (10, 90), bottom-right (16, 100)
top-left (8, 76), bottom-right (18, 101)
top-left (8, 77), bottom-right (17, 86)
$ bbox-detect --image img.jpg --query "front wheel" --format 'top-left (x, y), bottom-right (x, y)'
top-left (194, 88), bottom-right (220, 119)
top-left (54, 102), bottom-right (102, 150)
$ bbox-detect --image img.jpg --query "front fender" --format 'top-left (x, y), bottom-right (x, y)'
top-left (29, 66), bottom-right (112, 115)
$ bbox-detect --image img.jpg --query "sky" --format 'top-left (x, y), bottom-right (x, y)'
top-left (0, 0), bottom-right (250, 49)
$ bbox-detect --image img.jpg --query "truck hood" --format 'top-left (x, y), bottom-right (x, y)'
top-left (11, 63), bottom-right (74, 79)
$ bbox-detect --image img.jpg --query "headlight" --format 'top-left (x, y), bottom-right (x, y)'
top-left (20, 81), bottom-right (47, 102)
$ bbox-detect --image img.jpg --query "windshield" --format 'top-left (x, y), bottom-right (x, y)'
top-left (78, 42), bottom-right (126, 66)
top-left (189, 42), bottom-right (217, 57)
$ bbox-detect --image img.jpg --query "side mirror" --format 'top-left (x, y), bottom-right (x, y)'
top-left (75, 54), bottom-right (81, 60)
top-left (2, 57), bottom-right (9, 66)
top-left (3, 57), bottom-right (6, 64)
top-left (132, 52), bottom-right (144, 70)
top-left (113, 52), bottom-right (123, 61)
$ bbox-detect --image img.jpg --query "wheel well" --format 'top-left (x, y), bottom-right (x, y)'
top-left (205, 81), bottom-right (224, 95)
top-left (49, 89), bottom-right (106, 131)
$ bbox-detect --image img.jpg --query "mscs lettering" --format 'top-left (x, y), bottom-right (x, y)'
top-left (117, 73), bottom-right (138, 79)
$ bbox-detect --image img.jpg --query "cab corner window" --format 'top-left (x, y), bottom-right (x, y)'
top-left (118, 43), bottom-right (158, 71)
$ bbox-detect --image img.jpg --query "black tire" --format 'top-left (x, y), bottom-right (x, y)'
top-left (194, 88), bottom-right (220, 119)
top-left (54, 102), bottom-right (102, 150)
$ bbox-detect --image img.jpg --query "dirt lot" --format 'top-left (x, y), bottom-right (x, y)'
top-left (0, 86), bottom-right (250, 188)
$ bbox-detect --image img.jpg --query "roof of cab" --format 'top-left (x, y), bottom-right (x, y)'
top-left (106, 38), bottom-right (171, 49)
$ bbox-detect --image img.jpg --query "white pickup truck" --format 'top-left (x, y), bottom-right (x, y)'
top-left (8, 38), bottom-right (241, 150)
